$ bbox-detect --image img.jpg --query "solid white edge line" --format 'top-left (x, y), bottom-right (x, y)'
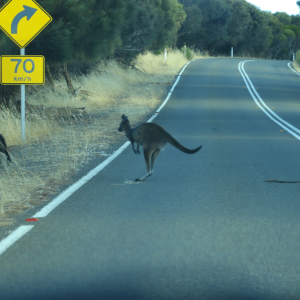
top-left (32, 141), bottom-right (131, 218)
top-left (0, 225), bottom-right (34, 256)
top-left (288, 62), bottom-right (300, 76)
top-left (34, 85), bottom-right (180, 217)
top-left (0, 59), bottom-right (197, 256)
top-left (34, 60), bottom-right (195, 218)
top-left (238, 60), bottom-right (300, 141)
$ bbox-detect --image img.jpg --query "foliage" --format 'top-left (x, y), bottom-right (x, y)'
top-left (0, 0), bottom-right (183, 65)
top-left (0, 0), bottom-right (300, 72)
top-left (177, 0), bottom-right (300, 59)
top-left (296, 49), bottom-right (300, 64)
top-left (180, 46), bottom-right (193, 60)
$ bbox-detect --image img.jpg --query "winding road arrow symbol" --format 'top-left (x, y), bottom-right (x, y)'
top-left (11, 5), bottom-right (37, 34)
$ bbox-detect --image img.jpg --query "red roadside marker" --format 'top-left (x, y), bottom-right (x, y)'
top-left (26, 218), bottom-right (39, 222)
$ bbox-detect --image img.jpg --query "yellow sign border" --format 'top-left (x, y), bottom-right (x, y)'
top-left (1, 55), bottom-right (45, 85)
top-left (0, 0), bottom-right (52, 48)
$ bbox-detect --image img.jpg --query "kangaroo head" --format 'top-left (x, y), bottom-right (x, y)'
top-left (118, 114), bottom-right (130, 132)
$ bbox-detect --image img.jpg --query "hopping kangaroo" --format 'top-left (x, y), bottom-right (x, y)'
top-left (0, 134), bottom-right (11, 163)
top-left (118, 115), bottom-right (202, 181)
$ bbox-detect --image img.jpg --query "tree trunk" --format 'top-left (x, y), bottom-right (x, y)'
top-left (45, 64), bottom-right (55, 91)
top-left (62, 63), bottom-right (75, 95)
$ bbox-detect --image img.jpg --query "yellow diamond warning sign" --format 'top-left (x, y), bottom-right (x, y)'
top-left (0, 0), bottom-right (52, 48)
top-left (1, 55), bottom-right (45, 85)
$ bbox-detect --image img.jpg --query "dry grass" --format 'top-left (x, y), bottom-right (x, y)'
top-left (0, 49), bottom-right (205, 227)
top-left (0, 107), bottom-right (58, 146)
top-left (292, 61), bottom-right (300, 73)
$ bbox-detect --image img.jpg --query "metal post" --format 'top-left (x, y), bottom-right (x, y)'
top-left (20, 48), bottom-right (25, 142)
top-left (231, 47), bottom-right (233, 58)
top-left (164, 48), bottom-right (167, 63)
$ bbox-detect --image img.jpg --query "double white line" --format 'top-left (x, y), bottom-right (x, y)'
top-left (238, 60), bottom-right (300, 141)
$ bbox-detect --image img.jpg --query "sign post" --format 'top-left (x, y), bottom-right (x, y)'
top-left (20, 48), bottom-right (25, 141)
top-left (164, 49), bottom-right (167, 64)
top-left (0, 0), bottom-right (52, 142)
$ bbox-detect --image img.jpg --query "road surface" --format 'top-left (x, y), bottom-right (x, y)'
top-left (0, 58), bottom-right (300, 300)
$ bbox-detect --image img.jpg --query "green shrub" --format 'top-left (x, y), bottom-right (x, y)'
top-left (186, 47), bottom-right (193, 60)
top-left (296, 50), bottom-right (300, 64)
top-left (181, 46), bottom-right (194, 60)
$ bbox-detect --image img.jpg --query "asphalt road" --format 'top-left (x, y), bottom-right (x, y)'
top-left (0, 58), bottom-right (300, 300)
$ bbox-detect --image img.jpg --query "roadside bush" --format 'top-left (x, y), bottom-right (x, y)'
top-left (181, 46), bottom-right (194, 60)
top-left (296, 49), bottom-right (300, 64)
top-left (186, 47), bottom-right (194, 60)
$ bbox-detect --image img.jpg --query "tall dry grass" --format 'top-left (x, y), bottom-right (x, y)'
top-left (292, 61), bottom-right (300, 73)
top-left (0, 49), bottom-right (205, 227)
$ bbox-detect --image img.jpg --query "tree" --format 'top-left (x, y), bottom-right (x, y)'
top-left (178, 0), bottom-right (232, 54)
top-left (273, 12), bottom-right (291, 26)
top-left (223, 0), bottom-right (251, 52)
top-left (176, 3), bottom-right (203, 48)
top-left (114, 0), bottom-right (185, 64)
top-left (238, 2), bottom-right (272, 57)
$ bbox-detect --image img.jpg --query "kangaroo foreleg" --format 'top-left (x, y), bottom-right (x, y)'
top-left (130, 139), bottom-right (138, 154)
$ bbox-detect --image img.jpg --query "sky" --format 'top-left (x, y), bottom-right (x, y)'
top-left (246, 0), bottom-right (300, 15)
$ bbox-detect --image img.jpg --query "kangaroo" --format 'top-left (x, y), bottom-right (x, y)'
top-left (118, 115), bottom-right (202, 181)
top-left (0, 134), bottom-right (11, 163)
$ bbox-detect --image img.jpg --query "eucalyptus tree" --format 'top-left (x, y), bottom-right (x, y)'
top-left (28, 0), bottom-right (127, 93)
top-left (223, 0), bottom-right (251, 55)
top-left (115, 0), bottom-right (186, 64)
top-left (178, 0), bottom-right (232, 54)
top-left (239, 2), bottom-right (272, 57)
top-left (176, 3), bottom-right (203, 48)
top-left (114, 0), bottom-right (165, 64)
top-left (273, 12), bottom-right (292, 26)
top-left (26, 0), bottom-right (94, 92)
top-left (152, 0), bottom-right (186, 50)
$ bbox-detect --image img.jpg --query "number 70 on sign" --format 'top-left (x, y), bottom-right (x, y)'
top-left (0, 55), bottom-right (45, 85)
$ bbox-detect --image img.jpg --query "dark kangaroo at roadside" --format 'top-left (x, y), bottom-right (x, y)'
top-left (118, 115), bottom-right (202, 181)
top-left (0, 134), bottom-right (12, 163)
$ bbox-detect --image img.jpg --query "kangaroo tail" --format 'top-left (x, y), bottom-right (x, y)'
top-left (166, 133), bottom-right (202, 154)
top-left (0, 134), bottom-right (11, 162)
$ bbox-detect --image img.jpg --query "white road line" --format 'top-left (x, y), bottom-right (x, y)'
top-left (238, 60), bottom-right (300, 141)
top-left (241, 60), bottom-right (300, 135)
top-left (148, 74), bottom-right (183, 122)
top-left (34, 66), bottom-right (190, 218)
top-left (33, 141), bottom-right (131, 218)
top-left (0, 225), bottom-right (34, 256)
top-left (288, 62), bottom-right (300, 76)
top-left (0, 59), bottom-right (196, 257)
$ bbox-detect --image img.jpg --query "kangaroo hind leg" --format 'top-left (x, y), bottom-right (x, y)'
top-left (150, 149), bottom-right (160, 174)
top-left (135, 148), bottom-right (153, 182)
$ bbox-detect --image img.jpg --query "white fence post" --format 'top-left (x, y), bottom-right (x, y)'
top-left (231, 47), bottom-right (233, 58)
top-left (164, 48), bottom-right (167, 63)
top-left (20, 48), bottom-right (25, 143)
top-left (293, 53), bottom-right (295, 61)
